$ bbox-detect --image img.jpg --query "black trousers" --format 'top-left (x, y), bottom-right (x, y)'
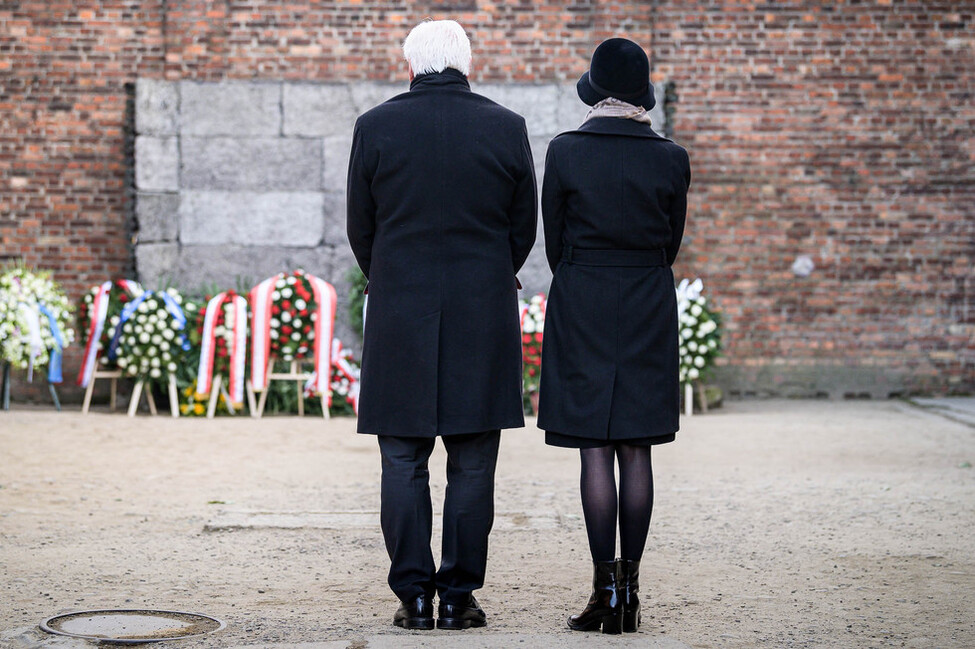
top-left (378, 430), bottom-right (501, 605)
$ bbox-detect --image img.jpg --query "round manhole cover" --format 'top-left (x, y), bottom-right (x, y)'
top-left (40, 609), bottom-right (225, 644)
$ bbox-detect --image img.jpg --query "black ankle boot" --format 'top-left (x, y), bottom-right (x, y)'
top-left (620, 559), bottom-right (641, 632)
top-left (567, 560), bottom-right (622, 634)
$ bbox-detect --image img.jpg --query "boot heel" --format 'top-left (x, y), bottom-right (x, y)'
top-left (622, 609), bottom-right (639, 632)
top-left (600, 613), bottom-right (622, 634)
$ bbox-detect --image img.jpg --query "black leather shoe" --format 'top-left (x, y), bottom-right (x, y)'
top-left (393, 594), bottom-right (435, 630)
top-left (437, 594), bottom-right (486, 629)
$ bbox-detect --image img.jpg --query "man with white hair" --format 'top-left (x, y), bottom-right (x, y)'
top-left (347, 20), bottom-right (537, 630)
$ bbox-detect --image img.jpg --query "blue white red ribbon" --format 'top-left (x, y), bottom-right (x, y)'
top-left (106, 289), bottom-right (188, 361)
top-left (36, 301), bottom-right (65, 384)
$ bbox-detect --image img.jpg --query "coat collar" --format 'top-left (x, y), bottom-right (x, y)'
top-left (409, 68), bottom-right (472, 92)
top-left (565, 116), bottom-right (670, 141)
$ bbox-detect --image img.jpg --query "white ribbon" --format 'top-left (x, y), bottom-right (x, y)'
top-left (18, 302), bottom-right (44, 382)
top-left (676, 278), bottom-right (704, 322)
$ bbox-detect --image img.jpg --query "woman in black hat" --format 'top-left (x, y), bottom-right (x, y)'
top-left (537, 38), bottom-right (691, 634)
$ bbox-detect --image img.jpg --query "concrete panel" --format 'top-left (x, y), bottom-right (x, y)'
top-left (282, 83), bottom-right (358, 136)
top-left (134, 136), bottom-right (178, 191)
top-left (321, 192), bottom-right (348, 249)
top-left (349, 83), bottom-right (403, 116)
top-left (179, 191), bottom-right (324, 246)
top-left (180, 81), bottom-right (281, 135)
top-left (170, 244), bottom-right (334, 292)
top-left (135, 192), bottom-right (179, 243)
top-left (475, 84), bottom-right (561, 137)
top-left (135, 79), bottom-right (178, 135)
top-left (181, 137), bottom-right (322, 191)
top-left (135, 243), bottom-right (179, 286)
top-left (322, 134), bottom-right (352, 193)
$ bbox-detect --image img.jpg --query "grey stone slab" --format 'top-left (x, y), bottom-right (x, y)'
top-left (321, 191), bottom-right (348, 248)
top-left (135, 78), bottom-right (178, 135)
top-left (180, 81), bottom-right (281, 136)
top-left (322, 133), bottom-right (352, 193)
top-left (181, 137), bottom-right (322, 191)
top-left (283, 83), bottom-right (359, 136)
top-left (135, 242), bottom-right (179, 287)
top-left (170, 245), bottom-right (333, 292)
top-left (349, 83), bottom-right (403, 116)
top-left (135, 192), bottom-right (179, 243)
top-left (134, 136), bottom-right (178, 191)
top-left (476, 84), bottom-right (561, 137)
top-left (179, 191), bottom-right (324, 246)
top-left (555, 83), bottom-right (589, 133)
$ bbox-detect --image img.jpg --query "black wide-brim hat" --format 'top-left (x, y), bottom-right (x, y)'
top-left (577, 38), bottom-right (655, 111)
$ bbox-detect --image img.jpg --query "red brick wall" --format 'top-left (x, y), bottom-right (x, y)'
top-left (653, 0), bottom-right (974, 395)
top-left (2, 0), bottom-right (973, 399)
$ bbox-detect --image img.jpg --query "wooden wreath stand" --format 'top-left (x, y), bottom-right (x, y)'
top-left (81, 368), bottom-right (123, 414)
top-left (127, 374), bottom-right (179, 418)
top-left (247, 359), bottom-right (329, 419)
top-left (203, 374), bottom-right (250, 419)
top-left (683, 382), bottom-right (709, 417)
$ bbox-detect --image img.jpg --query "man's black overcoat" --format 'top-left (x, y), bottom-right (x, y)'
top-left (347, 69), bottom-right (537, 437)
top-left (537, 117), bottom-right (690, 443)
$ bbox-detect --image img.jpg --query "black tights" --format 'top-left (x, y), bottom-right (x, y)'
top-left (579, 443), bottom-right (654, 562)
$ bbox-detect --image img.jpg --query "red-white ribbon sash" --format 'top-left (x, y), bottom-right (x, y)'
top-left (330, 338), bottom-right (360, 414)
top-left (196, 292), bottom-right (248, 405)
top-left (306, 272), bottom-right (337, 397)
top-left (248, 274), bottom-right (282, 391)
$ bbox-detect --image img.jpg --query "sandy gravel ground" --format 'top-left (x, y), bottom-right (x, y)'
top-left (1, 399), bottom-right (974, 648)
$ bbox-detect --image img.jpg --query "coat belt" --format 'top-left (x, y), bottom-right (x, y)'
top-left (561, 247), bottom-right (668, 267)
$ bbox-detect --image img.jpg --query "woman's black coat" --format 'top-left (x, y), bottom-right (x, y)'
top-left (347, 70), bottom-right (537, 437)
top-left (537, 117), bottom-right (690, 442)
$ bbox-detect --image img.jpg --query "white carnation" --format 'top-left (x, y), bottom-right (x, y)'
top-left (272, 291), bottom-right (281, 300)
top-left (282, 288), bottom-right (293, 298)
top-left (694, 356), bottom-right (705, 368)
top-left (688, 368), bottom-right (700, 379)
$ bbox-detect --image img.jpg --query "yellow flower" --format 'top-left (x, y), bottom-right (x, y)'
top-left (180, 404), bottom-right (190, 415)
top-left (193, 403), bottom-right (205, 416)
top-left (194, 392), bottom-right (207, 401)
top-left (183, 387), bottom-right (194, 397)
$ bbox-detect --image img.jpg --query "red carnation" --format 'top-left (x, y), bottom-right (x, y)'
top-left (118, 293), bottom-right (128, 302)
top-left (534, 333), bottom-right (543, 342)
top-left (271, 305), bottom-right (281, 314)
top-left (282, 325), bottom-right (292, 335)
top-left (282, 300), bottom-right (291, 310)
top-left (217, 347), bottom-right (228, 357)
top-left (303, 324), bottom-right (312, 333)
top-left (528, 367), bottom-right (537, 377)
top-left (522, 334), bottom-right (531, 344)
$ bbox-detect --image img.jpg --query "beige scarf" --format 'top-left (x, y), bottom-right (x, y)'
top-left (583, 97), bottom-right (653, 126)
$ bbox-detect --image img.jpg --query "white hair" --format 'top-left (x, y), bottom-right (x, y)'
top-left (403, 20), bottom-right (471, 77)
